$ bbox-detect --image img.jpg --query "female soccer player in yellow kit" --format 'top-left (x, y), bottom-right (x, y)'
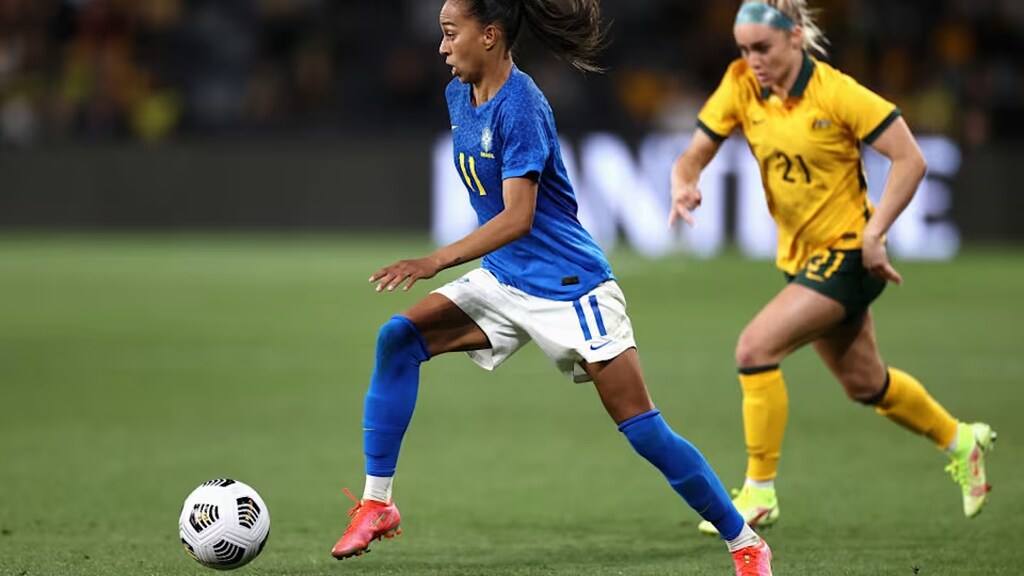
top-left (668, 0), bottom-right (995, 534)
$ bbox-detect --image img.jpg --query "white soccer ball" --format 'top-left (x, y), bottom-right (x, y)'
top-left (178, 479), bottom-right (271, 570)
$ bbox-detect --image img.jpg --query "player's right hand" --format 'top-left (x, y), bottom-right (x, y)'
top-left (668, 181), bottom-right (702, 227)
top-left (370, 256), bottom-right (442, 292)
top-left (862, 234), bottom-right (903, 285)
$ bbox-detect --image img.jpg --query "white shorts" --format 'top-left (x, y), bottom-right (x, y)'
top-left (432, 268), bottom-right (637, 383)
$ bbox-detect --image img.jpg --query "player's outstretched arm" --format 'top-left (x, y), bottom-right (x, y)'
top-left (370, 176), bottom-right (539, 292)
top-left (669, 129), bottom-right (721, 227)
top-left (862, 116), bottom-right (927, 285)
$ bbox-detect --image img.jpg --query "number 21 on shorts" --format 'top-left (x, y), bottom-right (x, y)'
top-left (804, 250), bottom-right (845, 282)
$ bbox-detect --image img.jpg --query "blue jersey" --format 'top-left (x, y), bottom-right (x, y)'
top-left (445, 66), bottom-right (613, 301)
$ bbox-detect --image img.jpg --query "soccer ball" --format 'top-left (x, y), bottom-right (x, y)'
top-left (178, 479), bottom-right (270, 570)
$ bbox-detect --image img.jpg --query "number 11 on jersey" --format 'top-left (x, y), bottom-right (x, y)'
top-left (459, 153), bottom-right (487, 196)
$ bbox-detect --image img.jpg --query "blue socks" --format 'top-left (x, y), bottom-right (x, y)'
top-left (363, 315), bottom-right (431, 477)
top-left (618, 410), bottom-right (744, 540)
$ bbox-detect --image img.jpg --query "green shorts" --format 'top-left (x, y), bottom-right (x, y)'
top-left (785, 249), bottom-right (886, 322)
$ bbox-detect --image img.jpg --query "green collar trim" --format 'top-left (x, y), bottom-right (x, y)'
top-left (760, 53), bottom-right (815, 100)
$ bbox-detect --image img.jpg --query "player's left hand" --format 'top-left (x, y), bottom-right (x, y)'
top-left (862, 235), bottom-right (903, 285)
top-left (370, 257), bottom-right (442, 292)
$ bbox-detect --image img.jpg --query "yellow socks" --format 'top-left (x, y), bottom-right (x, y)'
top-left (737, 365), bottom-right (957, 481)
top-left (874, 367), bottom-right (958, 449)
top-left (739, 366), bottom-right (789, 482)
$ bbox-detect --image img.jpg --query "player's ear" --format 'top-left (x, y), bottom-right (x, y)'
top-left (482, 23), bottom-right (501, 51)
top-left (790, 25), bottom-right (804, 51)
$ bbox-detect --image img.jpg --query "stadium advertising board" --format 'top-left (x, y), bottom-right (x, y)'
top-left (432, 134), bottom-right (960, 260)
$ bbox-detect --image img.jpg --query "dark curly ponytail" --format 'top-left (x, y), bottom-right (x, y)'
top-left (460, 0), bottom-right (608, 73)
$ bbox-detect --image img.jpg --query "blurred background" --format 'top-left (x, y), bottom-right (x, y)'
top-left (0, 0), bottom-right (1021, 241)
top-left (2, 3), bottom-right (1023, 574)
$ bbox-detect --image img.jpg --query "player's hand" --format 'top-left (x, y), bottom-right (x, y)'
top-left (370, 256), bottom-right (442, 292)
top-left (668, 181), bottom-right (702, 227)
top-left (862, 234), bottom-right (903, 285)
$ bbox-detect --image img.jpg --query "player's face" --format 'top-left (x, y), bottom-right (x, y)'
top-left (734, 23), bottom-right (803, 89)
top-left (438, 0), bottom-right (488, 84)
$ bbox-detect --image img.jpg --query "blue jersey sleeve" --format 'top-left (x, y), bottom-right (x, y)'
top-left (498, 92), bottom-right (550, 181)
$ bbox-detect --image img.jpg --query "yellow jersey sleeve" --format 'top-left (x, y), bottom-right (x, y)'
top-left (697, 60), bottom-right (746, 143)
top-left (828, 71), bottom-right (900, 145)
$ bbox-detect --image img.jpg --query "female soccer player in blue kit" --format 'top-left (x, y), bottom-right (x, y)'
top-left (331, 1), bottom-right (773, 574)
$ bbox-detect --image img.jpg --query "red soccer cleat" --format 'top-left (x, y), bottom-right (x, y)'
top-left (331, 488), bottom-right (402, 560)
top-left (732, 538), bottom-right (773, 576)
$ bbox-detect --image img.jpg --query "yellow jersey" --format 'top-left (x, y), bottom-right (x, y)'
top-left (697, 54), bottom-right (900, 273)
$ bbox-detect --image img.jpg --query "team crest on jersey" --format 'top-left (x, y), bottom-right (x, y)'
top-left (812, 119), bottom-right (832, 130)
top-left (481, 127), bottom-right (493, 154)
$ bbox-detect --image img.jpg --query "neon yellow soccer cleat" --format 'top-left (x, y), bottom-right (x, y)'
top-left (945, 422), bottom-right (996, 518)
top-left (698, 485), bottom-right (779, 535)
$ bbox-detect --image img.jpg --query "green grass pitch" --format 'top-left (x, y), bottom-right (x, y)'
top-left (0, 235), bottom-right (1021, 575)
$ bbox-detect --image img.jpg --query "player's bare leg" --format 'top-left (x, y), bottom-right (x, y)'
top-left (701, 284), bottom-right (843, 535)
top-left (587, 350), bottom-right (772, 574)
top-left (814, 311), bottom-right (996, 518)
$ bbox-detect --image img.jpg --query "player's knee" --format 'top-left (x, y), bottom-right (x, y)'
top-left (375, 315), bottom-right (430, 365)
top-left (735, 329), bottom-right (777, 368)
